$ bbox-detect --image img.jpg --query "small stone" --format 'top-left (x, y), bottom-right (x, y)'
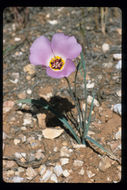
top-left (73, 160), bottom-right (84, 167)
top-left (6, 170), bottom-right (15, 176)
top-left (3, 100), bottom-right (14, 113)
top-left (114, 128), bottom-right (121, 140)
top-left (116, 90), bottom-right (121, 97)
top-left (48, 20), bottom-right (58, 25)
top-left (86, 82), bottom-right (95, 89)
top-left (79, 167), bottom-right (85, 175)
top-left (60, 146), bottom-right (73, 157)
top-left (113, 104), bottom-right (121, 116)
top-left (86, 170), bottom-right (95, 178)
top-left (18, 167), bottom-right (25, 173)
top-left (15, 152), bottom-right (26, 159)
top-left (72, 143), bottom-right (86, 149)
top-left (41, 169), bottom-right (53, 181)
top-left (102, 43), bottom-right (110, 53)
top-left (87, 95), bottom-right (99, 107)
top-left (102, 62), bottom-right (113, 68)
top-left (60, 158), bottom-right (69, 165)
top-left (23, 113), bottom-right (32, 125)
top-left (26, 89), bottom-right (32, 95)
top-left (38, 165), bottom-right (47, 176)
top-left (113, 53), bottom-right (122, 60)
top-left (53, 164), bottom-right (63, 177)
top-left (98, 156), bottom-right (112, 171)
top-left (14, 37), bottom-right (21, 41)
top-left (14, 138), bottom-right (21, 145)
top-left (3, 132), bottom-right (8, 140)
top-left (35, 151), bottom-right (45, 160)
top-left (17, 91), bottom-right (26, 99)
top-left (42, 128), bottom-right (64, 139)
top-left (4, 160), bottom-right (16, 168)
top-left (26, 167), bottom-right (37, 180)
top-left (50, 173), bottom-right (58, 183)
top-left (62, 169), bottom-right (70, 177)
top-left (21, 126), bottom-right (27, 131)
top-left (23, 64), bottom-right (36, 75)
top-left (37, 113), bottom-right (46, 128)
top-left (12, 176), bottom-right (24, 182)
top-left (53, 147), bottom-right (58, 152)
top-left (115, 60), bottom-right (122, 69)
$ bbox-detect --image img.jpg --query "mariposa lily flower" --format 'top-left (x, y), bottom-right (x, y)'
top-left (29, 33), bottom-right (82, 78)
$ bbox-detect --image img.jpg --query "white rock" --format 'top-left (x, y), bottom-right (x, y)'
top-left (87, 95), bottom-right (99, 107)
top-left (86, 82), bottom-right (95, 89)
top-left (60, 158), bottom-right (69, 165)
top-left (42, 128), bottom-right (64, 139)
top-left (53, 164), bottom-right (63, 177)
top-left (98, 156), bottom-right (112, 171)
top-left (39, 165), bottom-right (46, 176)
top-left (3, 100), bottom-right (14, 113)
top-left (86, 170), bottom-right (95, 178)
top-left (114, 128), bottom-right (121, 140)
top-left (26, 89), bottom-right (32, 95)
top-left (102, 43), bottom-right (110, 53)
top-left (116, 90), bottom-right (121, 97)
top-left (12, 176), bottom-right (24, 182)
top-left (10, 79), bottom-right (19, 84)
top-left (115, 60), bottom-right (122, 69)
top-left (23, 113), bottom-right (32, 125)
top-left (60, 146), bottom-right (73, 157)
top-left (78, 167), bottom-right (85, 175)
top-left (73, 160), bottom-right (84, 167)
top-left (113, 104), bottom-right (121, 115)
top-left (48, 20), bottom-right (58, 25)
top-left (50, 173), bottom-right (58, 183)
top-left (26, 167), bottom-right (37, 179)
top-left (72, 143), bottom-right (86, 149)
top-left (14, 139), bottom-right (21, 145)
top-left (103, 62), bottom-right (113, 68)
top-left (14, 37), bottom-right (21, 41)
top-left (62, 170), bottom-right (70, 177)
top-left (41, 169), bottom-right (53, 181)
top-left (113, 53), bottom-right (122, 60)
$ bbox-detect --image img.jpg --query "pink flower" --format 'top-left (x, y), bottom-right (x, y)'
top-left (29, 33), bottom-right (82, 78)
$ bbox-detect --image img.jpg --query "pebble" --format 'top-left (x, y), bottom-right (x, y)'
top-left (116, 90), bottom-right (121, 97)
top-left (86, 170), bottom-right (95, 178)
top-left (12, 176), bottom-right (24, 183)
top-left (114, 128), bottom-right (121, 140)
top-left (23, 64), bottom-right (36, 75)
top-left (113, 104), bottom-right (121, 115)
top-left (26, 167), bottom-right (37, 180)
top-left (41, 169), bottom-right (53, 182)
top-left (87, 95), bottom-right (99, 107)
top-left (3, 132), bottom-right (8, 140)
top-left (72, 143), bottom-right (86, 149)
top-left (48, 20), bottom-right (58, 25)
top-left (3, 100), bottom-right (14, 113)
top-left (39, 165), bottom-right (46, 176)
top-left (14, 138), bottom-right (21, 145)
top-left (14, 37), bottom-right (21, 41)
top-left (60, 158), bottom-right (69, 165)
top-left (113, 53), bottom-right (121, 60)
top-left (15, 152), bottom-right (26, 159)
top-left (53, 164), bottom-right (63, 177)
top-left (115, 60), bottom-right (122, 69)
top-left (86, 82), bottom-right (95, 89)
top-left (60, 146), bottom-right (73, 157)
top-left (26, 88), bottom-right (32, 95)
top-left (102, 62), bottom-right (113, 68)
top-left (23, 113), bottom-right (32, 125)
top-left (50, 173), bottom-right (58, 183)
top-left (73, 160), bottom-right (84, 167)
top-left (35, 151), bottom-right (45, 160)
top-left (42, 128), bottom-right (64, 139)
top-left (78, 167), bottom-right (85, 175)
top-left (102, 43), bottom-right (110, 53)
top-left (3, 160), bottom-right (16, 168)
top-left (98, 156), bottom-right (112, 171)
top-left (17, 91), bottom-right (26, 99)
top-left (62, 169), bottom-right (70, 177)
top-left (6, 170), bottom-right (15, 176)
top-left (37, 113), bottom-right (46, 128)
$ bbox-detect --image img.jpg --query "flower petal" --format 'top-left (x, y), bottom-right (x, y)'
top-left (46, 59), bottom-right (76, 78)
top-left (29, 36), bottom-right (54, 66)
top-left (51, 33), bottom-right (82, 59)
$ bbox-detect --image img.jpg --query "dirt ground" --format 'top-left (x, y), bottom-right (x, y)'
top-left (3, 7), bottom-right (121, 183)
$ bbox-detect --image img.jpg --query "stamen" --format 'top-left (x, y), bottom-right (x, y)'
top-left (49, 56), bottom-right (65, 71)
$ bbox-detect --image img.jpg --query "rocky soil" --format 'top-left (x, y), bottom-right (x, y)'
top-left (3, 7), bottom-right (121, 183)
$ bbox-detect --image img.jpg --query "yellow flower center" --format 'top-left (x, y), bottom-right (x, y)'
top-left (49, 56), bottom-right (65, 71)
